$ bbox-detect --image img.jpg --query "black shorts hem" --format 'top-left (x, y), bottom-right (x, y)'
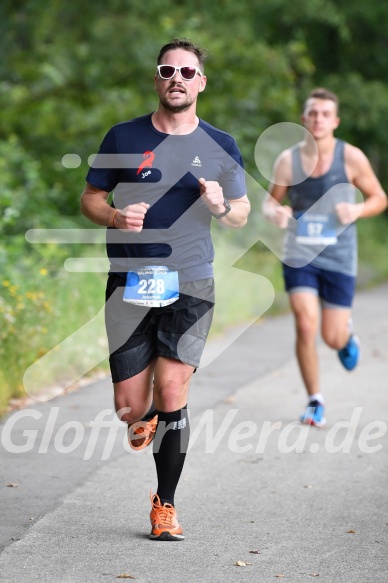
top-left (156, 351), bottom-right (199, 369)
top-left (109, 344), bottom-right (155, 383)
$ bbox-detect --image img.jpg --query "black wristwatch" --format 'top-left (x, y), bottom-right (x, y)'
top-left (212, 199), bottom-right (231, 219)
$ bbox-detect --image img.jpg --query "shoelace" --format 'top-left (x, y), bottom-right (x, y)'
top-left (152, 501), bottom-right (175, 525)
top-left (135, 419), bottom-right (157, 437)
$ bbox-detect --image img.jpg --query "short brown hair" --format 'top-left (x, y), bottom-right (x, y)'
top-left (304, 87), bottom-right (339, 114)
top-left (157, 38), bottom-right (208, 72)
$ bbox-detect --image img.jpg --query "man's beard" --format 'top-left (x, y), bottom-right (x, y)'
top-left (159, 93), bottom-right (194, 113)
top-left (163, 103), bottom-right (190, 113)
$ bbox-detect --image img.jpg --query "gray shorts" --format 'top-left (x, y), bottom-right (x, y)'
top-left (105, 274), bottom-right (215, 383)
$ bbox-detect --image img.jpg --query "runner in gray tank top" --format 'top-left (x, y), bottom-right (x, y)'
top-left (285, 138), bottom-right (357, 277)
top-left (263, 87), bottom-right (387, 427)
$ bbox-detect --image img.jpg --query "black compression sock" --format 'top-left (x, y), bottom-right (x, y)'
top-left (153, 406), bottom-right (190, 506)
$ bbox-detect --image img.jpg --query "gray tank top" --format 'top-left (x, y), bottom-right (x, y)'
top-left (283, 139), bottom-right (357, 276)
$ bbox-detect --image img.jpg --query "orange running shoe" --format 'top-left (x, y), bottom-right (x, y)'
top-left (128, 415), bottom-right (158, 451)
top-left (149, 493), bottom-right (185, 541)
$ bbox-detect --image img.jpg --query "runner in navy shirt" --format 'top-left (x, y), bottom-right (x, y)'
top-left (81, 38), bottom-right (250, 541)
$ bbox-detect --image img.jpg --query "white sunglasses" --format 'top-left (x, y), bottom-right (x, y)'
top-left (156, 64), bottom-right (203, 81)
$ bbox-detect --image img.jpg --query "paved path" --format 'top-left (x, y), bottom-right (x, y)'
top-left (1, 284), bottom-right (387, 582)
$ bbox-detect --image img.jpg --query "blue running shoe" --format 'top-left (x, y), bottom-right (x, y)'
top-left (338, 334), bottom-right (361, 371)
top-left (300, 400), bottom-right (326, 427)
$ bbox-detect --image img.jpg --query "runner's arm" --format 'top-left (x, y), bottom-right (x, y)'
top-left (338, 145), bottom-right (388, 224)
top-left (80, 182), bottom-right (149, 231)
top-left (198, 178), bottom-right (250, 228)
top-left (217, 195), bottom-right (250, 228)
top-left (262, 151), bottom-right (293, 228)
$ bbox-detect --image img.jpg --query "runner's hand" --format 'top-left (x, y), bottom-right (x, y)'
top-left (335, 202), bottom-right (363, 225)
top-left (115, 203), bottom-right (149, 231)
top-left (199, 178), bottom-right (225, 215)
top-left (270, 205), bottom-right (292, 228)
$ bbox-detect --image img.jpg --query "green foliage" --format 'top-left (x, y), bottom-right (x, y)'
top-left (0, 135), bottom-right (64, 235)
top-left (2, 0), bottom-right (388, 217)
top-left (0, 273), bottom-right (54, 405)
top-left (357, 214), bottom-right (388, 285)
top-left (0, 241), bottom-right (107, 412)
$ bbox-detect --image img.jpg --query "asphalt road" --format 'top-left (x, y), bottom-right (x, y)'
top-left (0, 283), bottom-right (387, 582)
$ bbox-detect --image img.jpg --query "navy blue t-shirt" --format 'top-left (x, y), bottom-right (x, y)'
top-left (86, 113), bottom-right (246, 282)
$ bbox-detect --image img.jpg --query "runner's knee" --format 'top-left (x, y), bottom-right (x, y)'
top-left (115, 402), bottom-right (150, 424)
top-left (153, 380), bottom-right (187, 412)
top-left (295, 315), bottom-right (318, 343)
top-left (322, 328), bottom-right (346, 350)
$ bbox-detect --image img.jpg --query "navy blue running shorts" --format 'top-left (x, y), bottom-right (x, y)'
top-left (282, 263), bottom-right (356, 308)
top-left (105, 274), bottom-right (215, 383)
